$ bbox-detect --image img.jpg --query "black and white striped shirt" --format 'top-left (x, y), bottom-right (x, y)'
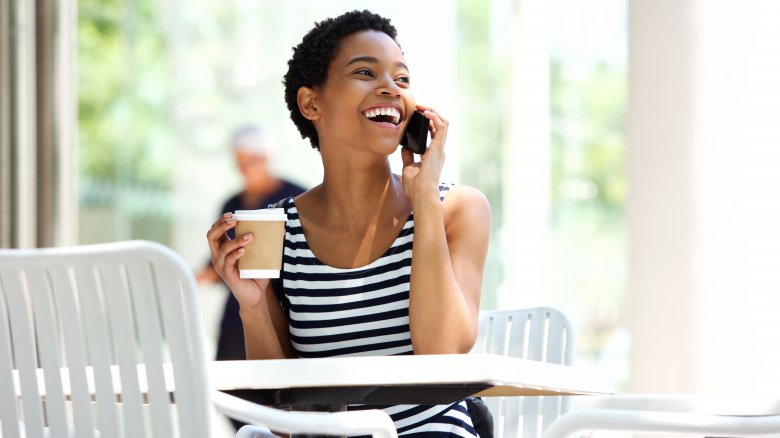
top-left (272, 183), bottom-right (478, 437)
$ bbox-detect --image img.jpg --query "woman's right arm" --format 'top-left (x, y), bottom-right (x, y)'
top-left (242, 281), bottom-right (296, 359)
top-left (207, 213), bottom-right (295, 359)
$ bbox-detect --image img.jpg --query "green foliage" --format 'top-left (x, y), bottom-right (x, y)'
top-left (78, 0), bottom-right (173, 190)
top-left (551, 59), bottom-right (626, 222)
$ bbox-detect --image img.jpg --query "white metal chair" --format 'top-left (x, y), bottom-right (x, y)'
top-left (0, 240), bottom-right (396, 438)
top-left (470, 307), bottom-right (576, 438)
top-left (541, 394), bottom-right (780, 438)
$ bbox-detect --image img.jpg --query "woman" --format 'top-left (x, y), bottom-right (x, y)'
top-left (207, 10), bottom-right (491, 437)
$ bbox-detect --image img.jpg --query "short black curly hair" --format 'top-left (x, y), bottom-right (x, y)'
top-left (283, 10), bottom-right (399, 150)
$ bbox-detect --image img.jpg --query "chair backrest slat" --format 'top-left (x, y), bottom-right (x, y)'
top-left (507, 312), bottom-right (529, 358)
top-left (99, 262), bottom-right (147, 437)
top-left (155, 261), bottom-right (209, 437)
top-left (487, 313), bottom-right (509, 355)
top-left (125, 259), bottom-right (175, 437)
top-left (542, 315), bottom-right (570, 430)
top-left (0, 271), bottom-right (22, 438)
top-left (74, 264), bottom-right (121, 436)
top-left (27, 267), bottom-right (69, 438)
top-left (526, 310), bottom-right (547, 361)
top-left (2, 267), bottom-right (45, 438)
top-left (49, 266), bottom-right (96, 437)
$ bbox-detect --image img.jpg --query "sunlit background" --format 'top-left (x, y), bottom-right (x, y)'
top-left (74, 0), bottom-right (629, 384)
top-left (3, 0), bottom-right (780, 435)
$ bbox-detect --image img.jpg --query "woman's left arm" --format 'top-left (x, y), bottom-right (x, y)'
top-left (407, 184), bottom-right (491, 354)
top-left (401, 106), bottom-right (491, 354)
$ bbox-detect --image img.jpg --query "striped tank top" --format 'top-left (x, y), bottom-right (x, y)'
top-left (271, 183), bottom-right (479, 437)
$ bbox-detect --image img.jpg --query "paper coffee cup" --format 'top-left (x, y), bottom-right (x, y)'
top-left (233, 208), bottom-right (287, 278)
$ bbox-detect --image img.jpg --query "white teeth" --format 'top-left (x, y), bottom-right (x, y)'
top-left (363, 107), bottom-right (401, 124)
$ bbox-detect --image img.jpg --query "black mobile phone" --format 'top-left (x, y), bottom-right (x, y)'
top-left (400, 110), bottom-right (429, 154)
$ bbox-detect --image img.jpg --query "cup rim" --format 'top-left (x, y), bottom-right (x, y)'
top-left (233, 208), bottom-right (286, 221)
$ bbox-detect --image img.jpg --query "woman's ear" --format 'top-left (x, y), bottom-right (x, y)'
top-left (297, 86), bottom-right (320, 121)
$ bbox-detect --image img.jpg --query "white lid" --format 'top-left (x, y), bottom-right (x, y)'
top-left (233, 208), bottom-right (287, 221)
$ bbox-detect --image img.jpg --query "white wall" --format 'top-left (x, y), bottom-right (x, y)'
top-left (628, 0), bottom-right (780, 394)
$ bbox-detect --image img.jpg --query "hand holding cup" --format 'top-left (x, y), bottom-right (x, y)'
top-left (206, 208), bottom-right (286, 309)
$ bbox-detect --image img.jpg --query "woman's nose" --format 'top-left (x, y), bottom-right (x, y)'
top-left (376, 75), bottom-right (402, 96)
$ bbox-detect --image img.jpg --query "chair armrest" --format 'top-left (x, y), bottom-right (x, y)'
top-left (575, 394), bottom-right (780, 416)
top-left (211, 390), bottom-right (398, 438)
top-left (541, 407), bottom-right (780, 438)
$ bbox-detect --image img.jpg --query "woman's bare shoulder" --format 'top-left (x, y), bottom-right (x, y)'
top-left (443, 184), bottom-right (491, 228)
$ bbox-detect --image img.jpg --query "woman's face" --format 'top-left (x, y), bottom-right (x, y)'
top-left (313, 30), bottom-right (415, 156)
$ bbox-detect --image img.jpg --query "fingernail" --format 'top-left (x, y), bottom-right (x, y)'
top-left (238, 248), bottom-right (245, 254)
top-left (243, 233), bottom-right (253, 241)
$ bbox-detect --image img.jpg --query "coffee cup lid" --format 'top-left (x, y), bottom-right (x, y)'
top-left (233, 208), bottom-right (287, 221)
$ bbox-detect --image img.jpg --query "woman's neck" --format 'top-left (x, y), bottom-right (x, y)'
top-left (311, 158), bottom-right (407, 231)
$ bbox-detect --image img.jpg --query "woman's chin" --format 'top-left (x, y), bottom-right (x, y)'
top-left (363, 138), bottom-right (402, 156)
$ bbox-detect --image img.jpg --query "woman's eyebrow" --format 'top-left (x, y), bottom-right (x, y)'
top-left (346, 56), bottom-right (408, 71)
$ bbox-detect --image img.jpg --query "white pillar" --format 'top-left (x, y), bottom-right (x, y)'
top-left (627, 0), bottom-right (701, 393)
top-left (10, 0), bottom-right (37, 248)
top-left (628, 0), bottom-right (780, 393)
top-left (500, 0), bottom-right (551, 308)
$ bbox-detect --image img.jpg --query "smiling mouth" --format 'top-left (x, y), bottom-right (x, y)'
top-left (362, 107), bottom-right (401, 125)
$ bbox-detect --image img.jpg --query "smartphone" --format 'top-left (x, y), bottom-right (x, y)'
top-left (400, 110), bottom-right (429, 154)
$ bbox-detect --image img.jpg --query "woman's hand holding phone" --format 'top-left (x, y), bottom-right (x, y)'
top-left (401, 105), bottom-right (448, 206)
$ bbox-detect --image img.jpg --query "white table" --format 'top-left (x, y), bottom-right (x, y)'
top-left (209, 353), bottom-right (613, 407)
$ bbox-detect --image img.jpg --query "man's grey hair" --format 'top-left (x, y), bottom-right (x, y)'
top-left (231, 124), bottom-right (272, 155)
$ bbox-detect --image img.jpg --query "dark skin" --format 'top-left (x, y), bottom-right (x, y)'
top-left (207, 30), bottom-right (491, 359)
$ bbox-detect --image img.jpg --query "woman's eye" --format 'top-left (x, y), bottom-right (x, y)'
top-left (354, 69), bottom-right (374, 77)
top-left (395, 76), bottom-right (410, 84)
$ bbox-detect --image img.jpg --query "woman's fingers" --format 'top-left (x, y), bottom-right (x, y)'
top-left (400, 145), bottom-right (416, 168)
top-left (420, 109), bottom-right (448, 143)
top-left (223, 243), bottom-right (245, 275)
top-left (207, 215), bottom-right (231, 267)
top-left (414, 105), bottom-right (448, 147)
top-left (206, 213), bottom-right (259, 283)
top-left (415, 104), bottom-right (448, 126)
top-left (207, 214), bottom-right (235, 250)
top-left (215, 233), bottom-right (253, 272)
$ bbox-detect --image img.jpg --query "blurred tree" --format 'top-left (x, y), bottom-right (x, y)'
top-left (78, 0), bottom-right (175, 244)
top-left (78, 0), bottom-right (173, 189)
top-left (551, 60), bottom-right (626, 222)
